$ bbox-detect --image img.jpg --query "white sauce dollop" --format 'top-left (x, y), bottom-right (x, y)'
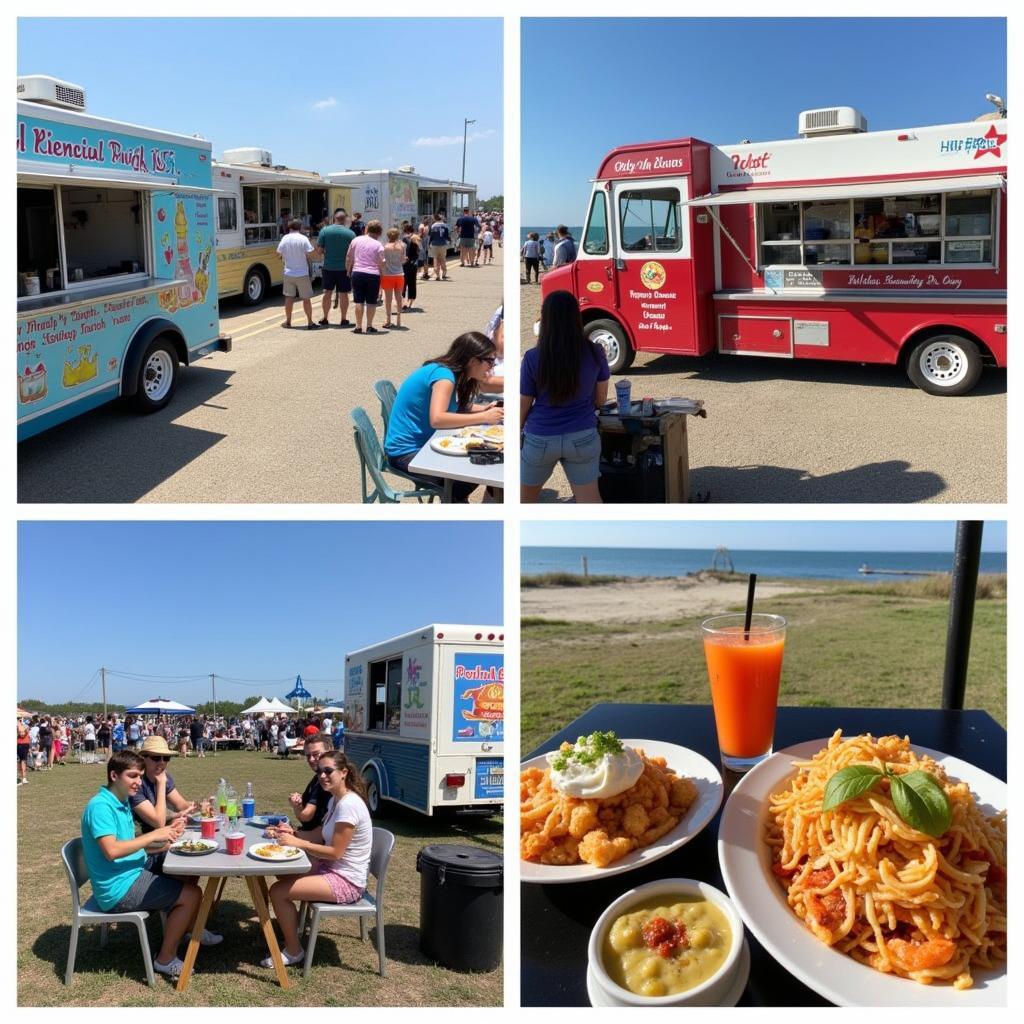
top-left (547, 739), bottom-right (644, 799)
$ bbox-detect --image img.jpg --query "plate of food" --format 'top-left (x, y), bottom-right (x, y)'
top-left (249, 843), bottom-right (304, 862)
top-left (520, 732), bottom-right (724, 884)
top-left (169, 838), bottom-right (218, 856)
top-left (718, 731), bottom-right (1007, 1005)
top-left (469, 424), bottom-right (504, 446)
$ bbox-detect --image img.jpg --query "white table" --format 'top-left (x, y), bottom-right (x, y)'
top-left (407, 429), bottom-right (504, 502)
top-left (162, 820), bottom-right (310, 991)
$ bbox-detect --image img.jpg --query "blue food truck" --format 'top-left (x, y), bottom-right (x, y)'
top-left (344, 624), bottom-right (504, 816)
top-left (17, 75), bottom-right (229, 440)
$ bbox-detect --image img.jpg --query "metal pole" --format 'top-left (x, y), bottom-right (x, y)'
top-left (582, 555), bottom-right (589, 578)
top-left (461, 118), bottom-right (475, 186)
top-left (942, 521), bottom-right (983, 710)
top-left (210, 673), bottom-right (217, 755)
top-left (101, 667), bottom-right (107, 721)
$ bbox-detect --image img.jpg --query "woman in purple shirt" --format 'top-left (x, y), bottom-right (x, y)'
top-left (520, 290), bottom-right (609, 503)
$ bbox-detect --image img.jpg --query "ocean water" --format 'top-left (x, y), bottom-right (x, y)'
top-left (521, 547), bottom-right (1007, 582)
top-left (521, 226), bottom-right (584, 246)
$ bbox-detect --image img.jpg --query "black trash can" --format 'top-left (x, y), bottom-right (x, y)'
top-left (416, 843), bottom-right (503, 971)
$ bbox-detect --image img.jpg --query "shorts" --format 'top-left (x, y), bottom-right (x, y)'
top-left (428, 244), bottom-right (447, 259)
top-left (84, 740), bottom-right (96, 752)
top-left (521, 427), bottom-right (602, 486)
top-left (351, 271), bottom-right (381, 305)
top-left (283, 275), bottom-right (313, 300)
top-left (17, 744), bottom-right (29, 763)
top-left (108, 869), bottom-right (183, 913)
top-left (483, 245), bottom-right (493, 254)
top-left (321, 268), bottom-right (351, 293)
top-left (459, 237), bottom-right (476, 249)
top-left (380, 274), bottom-right (404, 291)
top-left (312, 860), bottom-right (364, 904)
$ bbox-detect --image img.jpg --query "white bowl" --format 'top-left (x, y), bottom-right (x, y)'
top-left (587, 878), bottom-right (744, 1007)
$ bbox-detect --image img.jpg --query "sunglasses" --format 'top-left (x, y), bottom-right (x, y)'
top-left (316, 766), bottom-right (336, 777)
top-left (475, 356), bottom-right (497, 366)
top-left (145, 755), bottom-right (171, 763)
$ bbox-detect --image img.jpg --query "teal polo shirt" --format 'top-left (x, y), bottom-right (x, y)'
top-left (316, 224), bottom-right (356, 271)
top-left (81, 786), bottom-right (146, 910)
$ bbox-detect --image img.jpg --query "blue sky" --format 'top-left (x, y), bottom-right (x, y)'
top-left (18, 18), bottom-right (503, 198)
top-left (18, 522), bottom-right (502, 705)
top-left (521, 521), bottom-right (1007, 553)
top-left (522, 18), bottom-right (1007, 223)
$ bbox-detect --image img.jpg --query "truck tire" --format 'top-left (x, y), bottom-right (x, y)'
top-left (586, 318), bottom-right (635, 374)
top-left (906, 333), bottom-right (983, 396)
top-left (362, 767), bottom-right (388, 816)
top-left (243, 267), bottom-right (267, 306)
top-left (132, 336), bottom-right (178, 413)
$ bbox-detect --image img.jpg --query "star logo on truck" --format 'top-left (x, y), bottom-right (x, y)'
top-left (974, 123), bottom-right (1007, 160)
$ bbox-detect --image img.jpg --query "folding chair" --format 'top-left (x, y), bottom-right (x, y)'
top-left (350, 408), bottom-right (441, 504)
top-left (371, 379), bottom-right (398, 437)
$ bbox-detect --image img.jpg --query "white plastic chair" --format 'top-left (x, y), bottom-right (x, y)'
top-left (299, 827), bottom-right (395, 977)
top-left (60, 837), bottom-right (162, 986)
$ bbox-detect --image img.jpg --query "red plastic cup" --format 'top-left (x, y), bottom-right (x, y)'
top-left (200, 817), bottom-right (216, 840)
top-left (225, 831), bottom-right (245, 855)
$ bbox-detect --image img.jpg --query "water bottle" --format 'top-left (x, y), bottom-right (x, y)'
top-left (217, 778), bottom-right (227, 816)
top-left (243, 781), bottom-right (255, 820)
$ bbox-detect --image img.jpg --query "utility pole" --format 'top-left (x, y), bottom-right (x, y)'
top-left (210, 673), bottom-right (217, 756)
top-left (461, 118), bottom-right (476, 186)
top-left (101, 666), bottom-right (107, 721)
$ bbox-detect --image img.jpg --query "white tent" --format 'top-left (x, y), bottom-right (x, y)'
top-left (126, 697), bottom-right (195, 715)
top-left (266, 697), bottom-right (298, 714)
top-left (318, 705), bottom-right (345, 715)
top-left (240, 697), bottom-right (279, 715)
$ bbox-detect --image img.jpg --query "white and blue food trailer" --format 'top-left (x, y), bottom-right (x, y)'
top-left (17, 76), bottom-right (229, 440)
top-left (344, 624), bottom-right (504, 816)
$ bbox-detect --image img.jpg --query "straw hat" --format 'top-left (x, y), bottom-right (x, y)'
top-left (140, 735), bottom-right (177, 757)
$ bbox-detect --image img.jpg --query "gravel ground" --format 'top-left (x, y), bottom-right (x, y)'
top-left (520, 276), bottom-right (1006, 503)
top-left (18, 250), bottom-right (504, 503)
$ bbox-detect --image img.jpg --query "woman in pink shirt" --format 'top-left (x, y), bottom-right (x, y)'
top-left (345, 220), bottom-right (386, 333)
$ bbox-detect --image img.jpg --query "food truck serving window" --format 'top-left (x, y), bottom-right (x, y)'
top-left (369, 656), bottom-right (402, 731)
top-left (759, 189), bottom-right (996, 269)
top-left (18, 184), bottom-right (146, 298)
top-left (243, 185), bottom-right (278, 243)
top-left (618, 188), bottom-right (681, 253)
top-left (583, 191), bottom-right (609, 255)
top-left (217, 196), bottom-right (238, 232)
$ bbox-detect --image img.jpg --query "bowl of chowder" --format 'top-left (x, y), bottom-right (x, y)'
top-left (588, 878), bottom-right (744, 1006)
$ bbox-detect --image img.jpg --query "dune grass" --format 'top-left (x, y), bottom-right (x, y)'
top-left (18, 750), bottom-right (502, 1006)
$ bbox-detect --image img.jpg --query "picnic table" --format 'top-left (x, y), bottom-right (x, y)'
top-left (163, 820), bottom-right (310, 991)
top-left (520, 703), bottom-right (1006, 1007)
top-left (408, 428), bottom-right (504, 502)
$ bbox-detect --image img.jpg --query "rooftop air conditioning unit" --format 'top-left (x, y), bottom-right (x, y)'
top-left (222, 147), bottom-right (273, 167)
top-left (798, 107), bottom-right (867, 138)
top-left (17, 75), bottom-right (86, 112)
top-left (397, 165), bottom-right (415, 173)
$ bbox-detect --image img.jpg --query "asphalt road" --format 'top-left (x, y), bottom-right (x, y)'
top-left (19, 250), bottom-right (504, 503)
top-left (520, 279), bottom-right (1006, 503)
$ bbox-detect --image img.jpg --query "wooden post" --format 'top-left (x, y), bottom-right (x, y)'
top-left (582, 556), bottom-right (589, 578)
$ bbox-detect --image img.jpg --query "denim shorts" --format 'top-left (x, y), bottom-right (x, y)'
top-left (109, 869), bottom-right (183, 913)
top-left (521, 427), bottom-right (602, 486)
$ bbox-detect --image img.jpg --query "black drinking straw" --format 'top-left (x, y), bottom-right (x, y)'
top-left (744, 573), bottom-right (757, 640)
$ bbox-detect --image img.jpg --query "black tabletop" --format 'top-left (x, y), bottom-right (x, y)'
top-left (520, 704), bottom-right (1006, 1007)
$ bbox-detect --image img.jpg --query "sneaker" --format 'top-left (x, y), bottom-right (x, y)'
top-left (339, 319), bottom-right (352, 327)
top-left (154, 956), bottom-right (185, 978)
top-left (318, 318), bottom-right (330, 326)
top-left (185, 928), bottom-right (223, 946)
top-left (366, 326), bottom-right (380, 334)
top-left (261, 947), bottom-right (304, 969)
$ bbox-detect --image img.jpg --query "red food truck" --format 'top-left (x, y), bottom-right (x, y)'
top-left (545, 102), bottom-right (1007, 395)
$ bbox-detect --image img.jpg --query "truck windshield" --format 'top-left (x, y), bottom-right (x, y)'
top-left (583, 191), bottom-right (608, 255)
top-left (618, 187), bottom-right (681, 253)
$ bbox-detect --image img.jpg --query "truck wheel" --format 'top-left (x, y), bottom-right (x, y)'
top-left (586, 318), bottom-right (635, 374)
top-left (132, 336), bottom-right (178, 413)
top-left (243, 268), bottom-right (266, 306)
top-left (362, 767), bottom-right (387, 816)
top-left (906, 333), bottom-right (982, 396)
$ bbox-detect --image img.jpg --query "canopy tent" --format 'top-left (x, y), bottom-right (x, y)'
top-left (240, 697), bottom-right (279, 716)
top-left (266, 697), bottom-right (298, 714)
top-left (317, 705), bottom-right (345, 715)
top-left (284, 675), bottom-right (313, 705)
top-left (125, 697), bottom-right (195, 716)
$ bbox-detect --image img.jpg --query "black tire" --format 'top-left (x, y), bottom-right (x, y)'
top-left (905, 333), bottom-right (983, 396)
top-left (242, 267), bottom-right (267, 306)
top-left (131, 336), bottom-right (178, 413)
top-left (586, 318), bottom-right (635, 374)
top-left (363, 767), bottom-right (388, 816)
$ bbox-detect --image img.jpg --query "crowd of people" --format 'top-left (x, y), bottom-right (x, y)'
top-left (76, 730), bottom-right (370, 979)
top-left (520, 225), bottom-right (577, 283)
top-left (277, 206), bottom-right (503, 331)
top-left (16, 710), bottom-right (348, 783)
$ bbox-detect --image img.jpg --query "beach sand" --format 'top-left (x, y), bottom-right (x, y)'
top-left (522, 575), bottom-right (817, 623)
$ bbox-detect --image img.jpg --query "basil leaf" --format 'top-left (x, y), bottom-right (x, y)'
top-left (889, 770), bottom-right (952, 837)
top-left (822, 765), bottom-right (882, 811)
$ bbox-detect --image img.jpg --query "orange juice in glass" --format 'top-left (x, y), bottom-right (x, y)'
top-left (701, 613), bottom-right (786, 772)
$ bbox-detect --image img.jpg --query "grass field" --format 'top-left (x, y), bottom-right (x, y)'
top-left (521, 583), bottom-right (1006, 754)
top-left (17, 751), bottom-right (502, 1006)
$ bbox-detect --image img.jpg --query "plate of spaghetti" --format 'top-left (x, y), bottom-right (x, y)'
top-left (718, 731), bottom-right (1006, 1005)
top-left (521, 735), bottom-right (723, 884)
